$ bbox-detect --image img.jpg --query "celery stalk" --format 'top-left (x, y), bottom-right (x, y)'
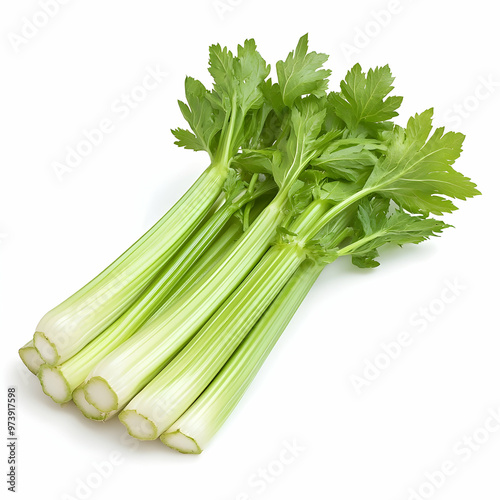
top-left (72, 222), bottom-right (242, 420)
top-left (82, 199), bottom-right (285, 413)
top-left (81, 124), bottom-right (328, 414)
top-left (120, 243), bottom-right (306, 439)
top-left (32, 38), bottom-right (272, 367)
top-left (75, 39), bottom-right (333, 414)
top-left (161, 259), bottom-right (323, 453)
top-left (118, 202), bottom-right (329, 439)
top-left (18, 341), bottom-right (44, 375)
top-left (73, 387), bottom-right (117, 421)
top-left (150, 220), bottom-right (242, 318)
top-left (34, 164), bottom-right (227, 366)
top-left (37, 182), bottom-right (266, 403)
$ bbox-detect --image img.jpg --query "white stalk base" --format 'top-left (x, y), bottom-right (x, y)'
top-left (73, 387), bottom-right (116, 421)
top-left (18, 343), bottom-right (44, 375)
top-left (38, 365), bottom-right (71, 403)
top-left (119, 410), bottom-right (158, 440)
top-left (84, 377), bottom-right (118, 412)
top-left (161, 430), bottom-right (202, 454)
top-left (33, 332), bottom-right (59, 365)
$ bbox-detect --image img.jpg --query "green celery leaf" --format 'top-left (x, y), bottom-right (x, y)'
top-left (209, 39), bottom-right (270, 114)
top-left (288, 180), bottom-right (315, 215)
top-left (208, 43), bottom-right (236, 111)
top-left (352, 250), bottom-right (381, 268)
top-left (299, 169), bottom-right (331, 184)
top-left (365, 109), bottom-right (481, 215)
top-left (276, 34), bottom-right (331, 108)
top-left (348, 198), bottom-right (451, 267)
top-left (311, 144), bottom-right (378, 182)
top-left (241, 105), bottom-right (275, 150)
top-left (312, 209), bottom-right (356, 251)
top-left (232, 149), bottom-right (277, 175)
top-left (320, 180), bottom-right (363, 202)
top-left (235, 40), bottom-right (271, 113)
top-left (222, 168), bottom-right (247, 201)
top-left (329, 64), bottom-right (403, 129)
top-left (261, 79), bottom-right (285, 114)
top-left (172, 77), bottom-right (224, 157)
top-left (171, 127), bottom-right (206, 153)
top-left (272, 96), bottom-right (329, 190)
top-left (207, 39), bottom-right (271, 163)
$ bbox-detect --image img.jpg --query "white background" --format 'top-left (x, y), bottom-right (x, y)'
top-left (1, 1), bottom-right (499, 499)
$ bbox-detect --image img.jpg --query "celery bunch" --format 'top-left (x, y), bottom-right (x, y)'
top-left (19, 35), bottom-right (479, 454)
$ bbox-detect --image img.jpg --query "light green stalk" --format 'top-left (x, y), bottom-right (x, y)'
top-left (118, 201), bottom-right (330, 439)
top-left (161, 259), bottom-right (323, 453)
top-left (75, 199), bottom-right (272, 420)
top-left (33, 164), bottom-right (228, 366)
top-left (31, 38), bottom-right (273, 368)
top-left (72, 221), bottom-right (242, 421)
top-left (37, 182), bottom-right (268, 404)
top-left (81, 110), bottom-right (328, 415)
top-left (82, 199), bottom-right (285, 413)
top-left (148, 220), bottom-right (243, 321)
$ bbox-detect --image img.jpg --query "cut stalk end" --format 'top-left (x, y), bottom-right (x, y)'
top-left (119, 410), bottom-right (158, 440)
top-left (18, 344), bottom-right (44, 375)
top-left (84, 377), bottom-right (118, 412)
top-left (33, 331), bottom-right (59, 365)
top-left (160, 430), bottom-right (202, 454)
top-left (73, 387), bottom-right (108, 420)
top-left (38, 365), bottom-right (72, 404)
